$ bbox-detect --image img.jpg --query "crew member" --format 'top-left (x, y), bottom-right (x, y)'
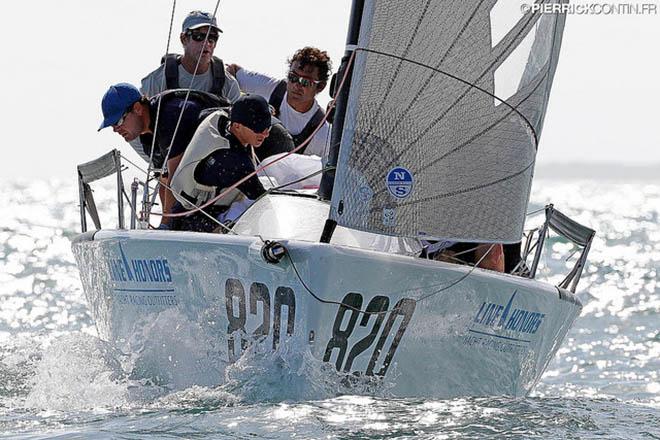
top-left (98, 83), bottom-right (211, 225)
top-left (227, 47), bottom-right (332, 157)
top-left (141, 10), bottom-right (240, 103)
top-left (169, 94), bottom-right (272, 232)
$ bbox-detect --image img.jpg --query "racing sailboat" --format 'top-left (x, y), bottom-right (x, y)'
top-left (73, 0), bottom-right (594, 397)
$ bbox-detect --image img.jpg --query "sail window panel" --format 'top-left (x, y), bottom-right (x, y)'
top-left (494, 12), bottom-right (557, 107)
top-left (490, 0), bottom-right (529, 48)
top-left (494, 25), bottom-right (538, 106)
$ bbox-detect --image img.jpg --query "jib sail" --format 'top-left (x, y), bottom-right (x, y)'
top-left (328, 0), bottom-right (567, 242)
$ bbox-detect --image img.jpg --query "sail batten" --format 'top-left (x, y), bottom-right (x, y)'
top-left (329, 0), bottom-right (567, 243)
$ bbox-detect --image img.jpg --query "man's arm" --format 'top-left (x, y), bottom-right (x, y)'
top-left (196, 149), bottom-right (266, 200)
top-left (140, 67), bottom-right (164, 97)
top-left (226, 64), bottom-right (241, 77)
top-left (229, 65), bottom-right (281, 99)
top-left (223, 70), bottom-right (242, 103)
top-left (160, 154), bottom-right (184, 225)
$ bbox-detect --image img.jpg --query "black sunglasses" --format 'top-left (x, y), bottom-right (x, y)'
top-left (287, 71), bottom-right (322, 88)
top-left (186, 31), bottom-right (219, 43)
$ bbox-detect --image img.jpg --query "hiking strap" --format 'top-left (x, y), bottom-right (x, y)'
top-left (292, 108), bottom-right (325, 153)
top-left (268, 80), bottom-right (325, 152)
top-left (163, 54), bottom-right (226, 96)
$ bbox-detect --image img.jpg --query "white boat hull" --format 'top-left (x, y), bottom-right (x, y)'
top-left (72, 227), bottom-right (581, 398)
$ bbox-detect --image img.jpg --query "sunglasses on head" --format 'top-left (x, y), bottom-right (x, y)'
top-left (186, 30), bottom-right (219, 43)
top-left (287, 71), bottom-right (321, 88)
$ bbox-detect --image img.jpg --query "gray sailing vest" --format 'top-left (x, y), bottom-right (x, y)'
top-left (170, 110), bottom-right (242, 209)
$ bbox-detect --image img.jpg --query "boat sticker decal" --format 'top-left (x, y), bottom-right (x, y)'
top-left (471, 291), bottom-right (545, 335)
top-left (386, 167), bottom-right (414, 199)
top-left (462, 291), bottom-right (545, 352)
top-left (109, 242), bottom-right (172, 284)
top-left (115, 292), bottom-right (178, 307)
top-left (383, 208), bottom-right (396, 226)
top-left (358, 186), bottom-right (371, 201)
top-left (109, 243), bottom-right (177, 307)
top-left (324, 293), bottom-right (416, 377)
top-left (224, 278), bottom-right (296, 361)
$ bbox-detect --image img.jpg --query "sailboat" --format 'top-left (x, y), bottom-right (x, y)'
top-left (72, 0), bottom-right (595, 397)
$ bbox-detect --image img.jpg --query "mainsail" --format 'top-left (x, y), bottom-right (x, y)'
top-left (328, 0), bottom-right (567, 243)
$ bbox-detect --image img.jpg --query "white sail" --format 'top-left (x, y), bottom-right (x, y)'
top-left (329, 0), bottom-right (567, 242)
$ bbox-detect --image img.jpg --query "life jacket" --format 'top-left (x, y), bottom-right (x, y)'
top-left (161, 54), bottom-right (227, 97)
top-left (268, 80), bottom-right (326, 153)
top-left (169, 110), bottom-right (242, 209)
top-left (140, 89), bottom-right (230, 169)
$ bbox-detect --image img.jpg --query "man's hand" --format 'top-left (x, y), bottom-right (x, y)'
top-left (226, 63), bottom-right (242, 76)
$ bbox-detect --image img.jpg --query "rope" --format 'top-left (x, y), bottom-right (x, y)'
top-left (121, 153), bottom-right (235, 234)
top-left (282, 242), bottom-right (495, 317)
top-left (158, 0), bottom-right (223, 171)
top-left (251, 148), bottom-right (278, 189)
top-left (159, 49), bottom-right (357, 219)
top-left (146, 0), bottom-right (178, 185)
top-left (141, 0), bottom-right (221, 222)
top-left (266, 166), bottom-right (334, 193)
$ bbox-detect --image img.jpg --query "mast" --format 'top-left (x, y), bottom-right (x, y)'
top-left (318, 0), bottom-right (365, 202)
top-left (319, 0), bottom-right (366, 243)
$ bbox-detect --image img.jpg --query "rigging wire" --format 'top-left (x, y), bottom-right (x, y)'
top-left (135, 13), bottom-right (357, 223)
top-left (141, 0), bottom-right (221, 223)
top-left (158, 0), bottom-right (223, 171)
top-left (266, 166), bottom-right (334, 193)
top-left (145, 0), bottom-right (178, 194)
top-left (158, 50), bottom-right (357, 220)
top-left (121, 153), bottom-right (235, 233)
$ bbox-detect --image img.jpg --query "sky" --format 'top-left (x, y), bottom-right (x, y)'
top-left (0, 0), bottom-right (658, 179)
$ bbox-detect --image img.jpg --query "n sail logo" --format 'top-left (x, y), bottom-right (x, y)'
top-left (472, 292), bottom-right (545, 335)
top-left (386, 167), bottom-right (414, 199)
top-left (108, 242), bottom-right (172, 284)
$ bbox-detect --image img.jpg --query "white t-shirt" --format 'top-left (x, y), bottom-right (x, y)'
top-left (236, 68), bottom-right (330, 158)
top-left (141, 62), bottom-right (241, 103)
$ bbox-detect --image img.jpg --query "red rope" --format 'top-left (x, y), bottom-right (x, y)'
top-left (155, 50), bottom-right (358, 219)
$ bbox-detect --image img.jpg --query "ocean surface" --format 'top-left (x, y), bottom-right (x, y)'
top-left (0, 176), bottom-right (658, 439)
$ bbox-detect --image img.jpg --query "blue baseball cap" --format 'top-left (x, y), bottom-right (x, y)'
top-left (98, 83), bottom-right (142, 131)
top-left (182, 11), bottom-right (222, 33)
top-left (230, 95), bottom-right (273, 133)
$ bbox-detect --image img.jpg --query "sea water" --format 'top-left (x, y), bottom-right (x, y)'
top-left (0, 176), bottom-right (658, 439)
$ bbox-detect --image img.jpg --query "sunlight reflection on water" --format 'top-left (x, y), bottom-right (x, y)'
top-left (0, 177), bottom-right (658, 438)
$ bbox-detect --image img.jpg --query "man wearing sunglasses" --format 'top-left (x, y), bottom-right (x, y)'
top-left (140, 11), bottom-right (240, 104)
top-left (227, 47), bottom-right (332, 158)
top-left (98, 83), bottom-right (214, 227)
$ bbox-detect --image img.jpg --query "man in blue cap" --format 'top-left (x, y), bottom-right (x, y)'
top-left (98, 82), bottom-right (213, 225)
top-left (169, 94), bottom-right (272, 232)
top-left (141, 11), bottom-right (240, 103)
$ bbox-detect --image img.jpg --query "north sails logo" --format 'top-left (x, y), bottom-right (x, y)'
top-left (472, 292), bottom-right (545, 335)
top-left (108, 242), bottom-right (172, 283)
